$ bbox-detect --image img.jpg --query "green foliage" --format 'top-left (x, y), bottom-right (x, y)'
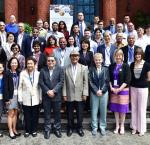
top-left (134, 10), bottom-right (150, 27)
top-left (24, 23), bottom-right (32, 34)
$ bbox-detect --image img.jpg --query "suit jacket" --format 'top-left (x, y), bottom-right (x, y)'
top-left (54, 47), bottom-right (71, 68)
top-left (18, 70), bottom-right (42, 106)
top-left (39, 66), bottom-right (64, 102)
top-left (144, 45), bottom-right (150, 63)
top-left (63, 63), bottom-right (89, 102)
top-left (121, 45), bottom-right (139, 63)
top-left (109, 63), bottom-right (131, 87)
top-left (23, 36), bottom-right (46, 58)
top-left (78, 50), bottom-right (94, 68)
top-left (97, 43), bottom-right (116, 65)
top-left (89, 66), bottom-right (109, 94)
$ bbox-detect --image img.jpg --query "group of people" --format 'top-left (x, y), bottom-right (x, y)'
top-left (0, 12), bottom-right (150, 140)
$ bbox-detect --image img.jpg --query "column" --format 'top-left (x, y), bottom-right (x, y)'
top-left (103, 0), bottom-right (116, 26)
top-left (37, 0), bottom-right (51, 21)
top-left (4, 0), bottom-right (18, 23)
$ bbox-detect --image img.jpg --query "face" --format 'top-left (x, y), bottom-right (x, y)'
top-left (137, 28), bottom-right (144, 36)
top-left (128, 23), bottom-right (134, 32)
top-left (98, 22), bottom-right (104, 29)
top-left (27, 60), bottom-right (35, 72)
top-left (110, 18), bottom-right (115, 25)
top-left (95, 30), bottom-right (102, 38)
top-left (47, 57), bottom-right (56, 68)
top-left (70, 55), bottom-right (80, 65)
top-left (84, 31), bottom-right (91, 39)
top-left (146, 27), bottom-right (150, 35)
top-left (117, 24), bottom-right (123, 32)
top-left (0, 22), bottom-right (5, 31)
top-left (135, 53), bottom-right (142, 61)
top-left (116, 35), bottom-right (123, 43)
top-left (59, 38), bottom-right (67, 49)
top-left (81, 42), bottom-right (89, 50)
top-left (0, 64), bottom-right (4, 74)
top-left (104, 33), bottom-right (111, 43)
top-left (59, 22), bottom-right (65, 29)
top-left (49, 38), bottom-right (56, 45)
top-left (124, 16), bottom-right (130, 23)
top-left (52, 24), bottom-right (58, 31)
top-left (73, 25), bottom-right (80, 33)
top-left (94, 16), bottom-right (99, 24)
top-left (36, 20), bottom-right (43, 29)
top-left (10, 16), bottom-right (16, 24)
top-left (115, 51), bottom-right (123, 63)
top-left (32, 29), bottom-right (39, 38)
top-left (7, 34), bottom-right (15, 42)
top-left (12, 45), bottom-right (20, 54)
top-left (10, 58), bottom-right (18, 71)
top-left (18, 23), bottom-right (24, 32)
top-left (43, 22), bottom-right (49, 29)
top-left (78, 13), bottom-right (84, 21)
top-left (128, 35), bottom-right (135, 46)
top-left (94, 55), bottom-right (103, 67)
top-left (33, 44), bottom-right (40, 53)
top-left (68, 36), bottom-right (75, 45)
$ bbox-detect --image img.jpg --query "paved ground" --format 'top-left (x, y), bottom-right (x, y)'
top-left (0, 130), bottom-right (150, 145)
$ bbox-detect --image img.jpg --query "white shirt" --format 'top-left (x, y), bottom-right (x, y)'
top-left (135, 36), bottom-right (147, 52)
top-left (89, 39), bottom-right (98, 54)
top-left (143, 34), bottom-right (150, 46)
top-left (104, 46), bottom-right (111, 67)
top-left (0, 31), bottom-right (7, 48)
top-left (71, 64), bottom-right (77, 83)
top-left (17, 33), bottom-right (24, 48)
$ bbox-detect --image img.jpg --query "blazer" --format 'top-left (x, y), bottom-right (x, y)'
top-left (39, 66), bottom-right (64, 102)
top-left (63, 63), bottom-right (89, 102)
top-left (144, 45), bottom-right (150, 63)
top-left (23, 36), bottom-right (46, 58)
top-left (121, 45), bottom-right (139, 63)
top-left (3, 70), bottom-right (20, 102)
top-left (97, 43), bottom-right (116, 65)
top-left (89, 66), bottom-right (109, 94)
top-left (0, 47), bottom-right (7, 66)
top-left (78, 50), bottom-right (94, 68)
top-left (109, 63), bottom-right (131, 87)
top-left (18, 70), bottom-right (42, 106)
top-left (53, 47), bottom-right (71, 68)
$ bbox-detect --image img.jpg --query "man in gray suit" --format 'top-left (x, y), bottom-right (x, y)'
top-left (39, 55), bottom-right (64, 139)
top-left (63, 50), bottom-right (89, 137)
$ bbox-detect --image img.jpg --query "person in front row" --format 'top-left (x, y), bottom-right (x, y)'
top-left (39, 55), bottom-right (64, 139)
top-left (89, 53), bottom-right (109, 136)
top-left (109, 49), bottom-right (131, 135)
top-left (63, 50), bottom-right (89, 137)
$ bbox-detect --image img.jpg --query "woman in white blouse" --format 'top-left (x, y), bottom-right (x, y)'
top-left (18, 56), bottom-right (42, 138)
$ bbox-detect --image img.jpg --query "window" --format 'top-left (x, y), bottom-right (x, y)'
top-left (52, 0), bottom-right (100, 23)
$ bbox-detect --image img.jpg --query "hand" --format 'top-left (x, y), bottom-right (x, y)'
top-left (82, 95), bottom-right (87, 101)
top-left (47, 90), bottom-right (55, 98)
top-left (96, 90), bottom-right (102, 96)
top-left (63, 96), bottom-right (67, 101)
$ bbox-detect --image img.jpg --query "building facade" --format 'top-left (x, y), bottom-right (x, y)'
top-left (1, 0), bottom-right (150, 26)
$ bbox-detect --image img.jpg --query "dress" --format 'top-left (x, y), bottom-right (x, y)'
top-left (7, 73), bottom-right (18, 110)
top-left (109, 64), bottom-right (129, 113)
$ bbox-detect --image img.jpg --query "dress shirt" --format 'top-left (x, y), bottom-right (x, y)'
top-left (17, 33), bottom-right (24, 48)
top-left (135, 36), bottom-right (147, 52)
top-left (71, 64), bottom-right (77, 83)
top-left (128, 46), bottom-right (134, 65)
top-left (104, 45), bottom-right (111, 67)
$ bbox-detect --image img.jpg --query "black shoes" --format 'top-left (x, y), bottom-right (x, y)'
top-left (54, 130), bottom-right (62, 138)
top-left (77, 129), bottom-right (84, 137)
top-left (9, 134), bottom-right (16, 139)
top-left (67, 129), bottom-right (73, 137)
top-left (14, 132), bottom-right (21, 137)
top-left (44, 131), bottom-right (50, 139)
top-left (24, 132), bottom-right (30, 138)
top-left (32, 132), bottom-right (37, 137)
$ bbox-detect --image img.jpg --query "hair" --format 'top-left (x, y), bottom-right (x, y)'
top-left (94, 28), bottom-right (102, 34)
top-left (80, 38), bottom-right (90, 51)
top-left (145, 24), bottom-right (150, 29)
top-left (58, 21), bottom-right (67, 32)
top-left (6, 32), bottom-right (15, 39)
top-left (25, 56), bottom-right (37, 68)
top-left (134, 47), bottom-right (144, 60)
top-left (32, 40), bottom-right (41, 48)
top-left (114, 49), bottom-right (124, 62)
top-left (46, 54), bottom-right (56, 60)
top-left (46, 35), bottom-right (57, 47)
top-left (67, 35), bottom-right (77, 47)
top-left (7, 57), bottom-right (20, 70)
top-left (11, 43), bottom-right (21, 51)
top-left (94, 53), bottom-right (103, 59)
top-left (32, 27), bottom-right (39, 32)
top-left (52, 22), bottom-right (58, 26)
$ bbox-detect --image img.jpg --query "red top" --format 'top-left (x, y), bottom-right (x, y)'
top-left (44, 46), bottom-right (58, 56)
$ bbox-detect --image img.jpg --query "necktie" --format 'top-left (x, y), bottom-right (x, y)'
top-left (79, 22), bottom-right (83, 36)
top-left (129, 47), bottom-right (134, 62)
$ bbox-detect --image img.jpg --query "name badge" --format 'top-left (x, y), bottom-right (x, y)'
top-left (14, 89), bottom-right (18, 96)
top-left (114, 80), bottom-right (118, 86)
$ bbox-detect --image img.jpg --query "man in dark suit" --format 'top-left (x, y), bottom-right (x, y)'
top-left (17, 22), bottom-right (29, 55)
top-left (23, 27), bottom-right (46, 58)
top-left (39, 55), bottom-right (64, 139)
top-left (97, 31), bottom-right (116, 67)
top-left (121, 34), bottom-right (139, 65)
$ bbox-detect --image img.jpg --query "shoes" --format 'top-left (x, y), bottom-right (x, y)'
top-left (54, 130), bottom-right (62, 138)
top-left (131, 130), bottom-right (136, 135)
top-left (113, 127), bottom-right (119, 134)
top-left (139, 132), bottom-right (144, 136)
top-left (77, 129), bottom-right (84, 137)
top-left (67, 129), bottom-right (73, 137)
top-left (44, 131), bottom-right (50, 139)
top-left (32, 132), bottom-right (37, 137)
top-left (101, 130), bottom-right (106, 136)
top-left (0, 133), bottom-right (3, 137)
top-left (9, 133), bottom-right (16, 139)
top-left (24, 132), bottom-right (30, 138)
top-left (120, 126), bottom-right (125, 135)
top-left (91, 129), bottom-right (97, 136)
top-left (14, 132), bottom-right (21, 137)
